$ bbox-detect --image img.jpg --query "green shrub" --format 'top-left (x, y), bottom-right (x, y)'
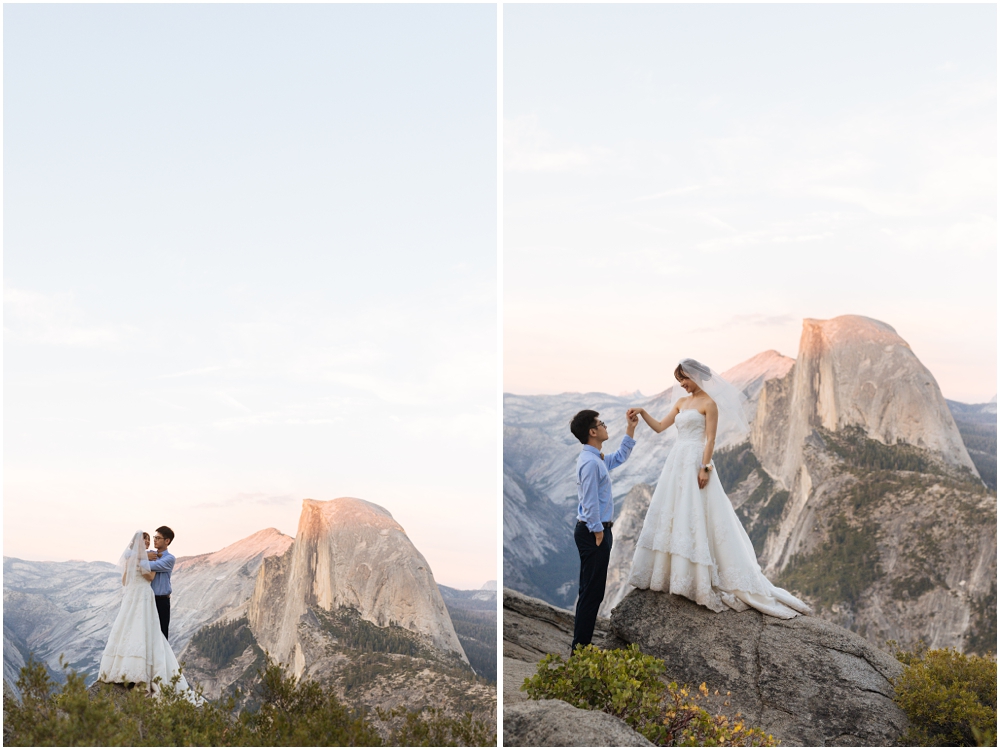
top-left (377, 707), bottom-right (496, 747)
top-left (522, 645), bottom-right (777, 747)
top-left (240, 658), bottom-right (383, 745)
top-left (3, 654), bottom-right (494, 746)
top-left (522, 644), bottom-right (667, 740)
top-left (3, 657), bottom-right (245, 746)
top-left (891, 646), bottom-right (997, 747)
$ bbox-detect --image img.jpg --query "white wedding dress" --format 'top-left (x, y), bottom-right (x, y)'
top-left (98, 538), bottom-right (192, 696)
top-left (627, 409), bottom-right (811, 618)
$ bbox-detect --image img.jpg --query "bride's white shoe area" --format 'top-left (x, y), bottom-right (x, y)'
top-left (627, 410), bottom-right (811, 619)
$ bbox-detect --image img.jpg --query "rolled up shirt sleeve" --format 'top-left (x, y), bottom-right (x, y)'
top-left (578, 460), bottom-right (603, 533)
top-left (604, 433), bottom-right (636, 471)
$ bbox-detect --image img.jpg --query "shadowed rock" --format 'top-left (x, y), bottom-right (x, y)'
top-left (611, 588), bottom-right (908, 747)
top-left (502, 587), bottom-right (610, 662)
top-left (503, 699), bottom-right (654, 747)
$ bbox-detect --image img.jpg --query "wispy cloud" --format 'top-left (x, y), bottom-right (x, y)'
top-left (632, 185), bottom-right (704, 202)
top-left (218, 392), bottom-right (253, 413)
top-left (3, 287), bottom-right (132, 347)
top-left (504, 115), bottom-right (614, 173)
top-left (689, 314), bottom-right (796, 334)
top-left (195, 492), bottom-right (298, 510)
top-left (158, 365), bottom-right (225, 379)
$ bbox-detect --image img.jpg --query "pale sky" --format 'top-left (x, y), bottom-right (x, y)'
top-left (4, 4), bottom-right (497, 589)
top-left (504, 4), bottom-right (997, 404)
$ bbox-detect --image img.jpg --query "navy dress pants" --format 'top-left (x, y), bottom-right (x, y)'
top-left (155, 595), bottom-right (170, 639)
top-left (572, 521), bottom-right (613, 651)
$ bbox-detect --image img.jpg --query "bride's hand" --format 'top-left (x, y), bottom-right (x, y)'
top-left (698, 467), bottom-right (710, 489)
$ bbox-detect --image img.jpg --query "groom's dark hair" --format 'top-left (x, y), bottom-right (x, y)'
top-left (156, 526), bottom-right (175, 544)
top-left (570, 410), bottom-right (600, 444)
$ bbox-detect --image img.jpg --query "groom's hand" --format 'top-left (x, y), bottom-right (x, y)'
top-left (594, 531), bottom-right (604, 547)
top-left (147, 551), bottom-right (158, 560)
top-left (626, 410), bottom-right (639, 437)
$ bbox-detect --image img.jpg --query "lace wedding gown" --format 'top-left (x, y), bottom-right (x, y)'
top-left (97, 571), bottom-right (191, 695)
top-left (627, 409), bottom-right (811, 618)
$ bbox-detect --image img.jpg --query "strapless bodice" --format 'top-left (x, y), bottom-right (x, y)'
top-left (675, 409), bottom-right (706, 444)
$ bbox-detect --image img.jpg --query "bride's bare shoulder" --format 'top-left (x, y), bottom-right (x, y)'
top-left (695, 394), bottom-right (716, 415)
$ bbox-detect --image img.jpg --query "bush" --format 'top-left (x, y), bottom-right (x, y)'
top-left (891, 645), bottom-right (997, 747)
top-left (522, 645), bottom-right (777, 747)
top-left (3, 657), bottom-right (245, 746)
top-left (241, 658), bottom-right (383, 745)
top-left (377, 707), bottom-right (496, 747)
top-left (3, 654), bottom-right (495, 746)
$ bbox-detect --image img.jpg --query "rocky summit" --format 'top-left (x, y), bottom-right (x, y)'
top-left (609, 588), bottom-right (908, 747)
top-left (752, 315), bottom-right (977, 488)
top-left (248, 497), bottom-right (465, 674)
top-left (181, 498), bottom-right (495, 720)
top-left (503, 586), bottom-right (909, 748)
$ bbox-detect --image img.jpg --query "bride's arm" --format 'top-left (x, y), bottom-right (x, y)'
top-left (142, 570), bottom-right (156, 582)
top-left (702, 401), bottom-right (719, 464)
top-left (698, 402), bottom-right (720, 488)
top-left (632, 402), bottom-right (681, 434)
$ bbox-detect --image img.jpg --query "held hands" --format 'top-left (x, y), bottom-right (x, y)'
top-left (146, 550), bottom-right (160, 561)
top-left (625, 409), bottom-right (640, 437)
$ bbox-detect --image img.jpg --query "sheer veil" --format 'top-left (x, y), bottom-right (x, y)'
top-left (677, 358), bottom-right (751, 441)
top-left (117, 530), bottom-right (153, 587)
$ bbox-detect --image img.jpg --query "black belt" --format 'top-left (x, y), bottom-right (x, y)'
top-left (578, 520), bottom-right (613, 530)
top-left (155, 594), bottom-right (171, 599)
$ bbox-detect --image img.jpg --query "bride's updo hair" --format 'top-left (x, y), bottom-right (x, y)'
top-left (675, 359), bottom-right (711, 383)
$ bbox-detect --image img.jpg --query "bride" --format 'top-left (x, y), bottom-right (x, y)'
top-left (98, 530), bottom-right (194, 696)
top-left (626, 359), bottom-right (811, 618)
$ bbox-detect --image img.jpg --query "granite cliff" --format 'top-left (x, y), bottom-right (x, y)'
top-left (752, 315), bottom-right (977, 488)
top-left (247, 498), bottom-right (465, 675)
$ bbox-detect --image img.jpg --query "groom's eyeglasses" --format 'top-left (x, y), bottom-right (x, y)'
top-left (594, 421), bottom-right (606, 429)
top-left (152, 535), bottom-right (165, 541)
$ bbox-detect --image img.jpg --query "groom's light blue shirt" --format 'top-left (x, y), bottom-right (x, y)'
top-left (576, 434), bottom-right (636, 533)
top-left (148, 550), bottom-right (175, 596)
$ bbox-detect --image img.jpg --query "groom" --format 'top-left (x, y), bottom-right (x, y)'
top-left (570, 409), bottom-right (638, 651)
top-left (146, 526), bottom-right (176, 640)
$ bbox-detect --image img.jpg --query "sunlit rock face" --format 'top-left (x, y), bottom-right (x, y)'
top-left (753, 315), bottom-right (977, 488)
top-left (171, 528), bottom-right (293, 651)
top-left (248, 498), bottom-right (466, 674)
